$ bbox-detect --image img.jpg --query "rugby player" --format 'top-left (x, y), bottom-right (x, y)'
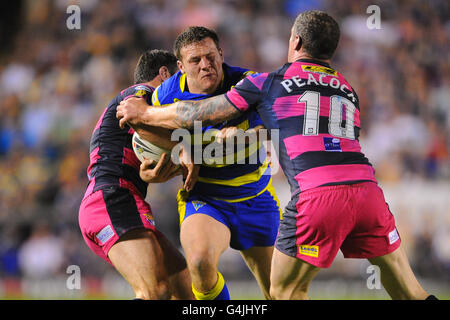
top-left (78, 49), bottom-right (194, 300)
top-left (116, 12), bottom-right (437, 300)
top-left (121, 26), bottom-right (282, 300)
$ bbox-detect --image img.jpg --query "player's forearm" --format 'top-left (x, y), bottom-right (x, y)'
top-left (144, 95), bottom-right (240, 130)
top-left (138, 103), bottom-right (182, 130)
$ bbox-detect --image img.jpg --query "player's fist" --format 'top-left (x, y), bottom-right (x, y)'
top-left (139, 154), bottom-right (182, 183)
top-left (215, 126), bottom-right (239, 144)
top-left (177, 145), bottom-right (199, 192)
top-left (116, 96), bottom-right (149, 129)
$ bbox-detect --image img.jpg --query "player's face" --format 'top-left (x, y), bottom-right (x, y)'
top-left (178, 38), bottom-right (224, 95)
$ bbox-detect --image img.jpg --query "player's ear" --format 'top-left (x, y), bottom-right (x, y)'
top-left (159, 66), bottom-right (171, 80)
top-left (177, 60), bottom-right (185, 74)
top-left (218, 48), bottom-right (224, 64)
top-left (295, 35), bottom-right (302, 51)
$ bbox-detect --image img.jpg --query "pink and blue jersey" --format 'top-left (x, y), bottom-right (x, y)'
top-left (225, 59), bottom-right (376, 197)
top-left (79, 84), bottom-right (159, 265)
top-left (84, 84), bottom-right (154, 199)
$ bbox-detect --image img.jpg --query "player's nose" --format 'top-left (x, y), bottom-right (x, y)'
top-left (199, 56), bottom-right (212, 69)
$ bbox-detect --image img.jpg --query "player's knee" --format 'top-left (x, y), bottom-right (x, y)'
top-left (269, 283), bottom-right (284, 300)
top-left (187, 251), bottom-right (217, 276)
top-left (135, 280), bottom-right (171, 300)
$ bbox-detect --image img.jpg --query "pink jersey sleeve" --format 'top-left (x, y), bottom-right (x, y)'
top-left (225, 73), bottom-right (269, 112)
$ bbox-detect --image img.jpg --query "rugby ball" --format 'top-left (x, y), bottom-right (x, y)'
top-left (132, 132), bottom-right (171, 167)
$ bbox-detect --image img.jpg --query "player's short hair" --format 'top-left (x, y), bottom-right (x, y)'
top-left (134, 49), bottom-right (178, 84)
top-left (292, 10), bottom-right (340, 60)
top-left (173, 26), bottom-right (220, 60)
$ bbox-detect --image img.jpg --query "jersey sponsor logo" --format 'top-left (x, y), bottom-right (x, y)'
top-left (192, 200), bottom-right (206, 211)
top-left (298, 245), bottom-right (319, 258)
top-left (134, 85), bottom-right (150, 97)
top-left (323, 137), bottom-right (342, 152)
top-left (96, 225), bottom-right (115, 244)
top-left (135, 90), bottom-right (147, 97)
top-left (389, 228), bottom-right (399, 245)
top-left (302, 65), bottom-right (337, 76)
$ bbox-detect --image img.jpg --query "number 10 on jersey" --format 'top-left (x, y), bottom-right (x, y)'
top-left (299, 91), bottom-right (356, 140)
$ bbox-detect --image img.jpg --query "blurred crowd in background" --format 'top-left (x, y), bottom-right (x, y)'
top-left (0, 0), bottom-right (448, 297)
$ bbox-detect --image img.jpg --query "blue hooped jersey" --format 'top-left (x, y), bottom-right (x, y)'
top-left (152, 63), bottom-right (271, 200)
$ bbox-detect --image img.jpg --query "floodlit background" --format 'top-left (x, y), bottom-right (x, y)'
top-left (0, 0), bottom-right (448, 299)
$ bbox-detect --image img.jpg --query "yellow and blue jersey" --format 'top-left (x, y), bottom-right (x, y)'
top-left (152, 63), bottom-right (272, 201)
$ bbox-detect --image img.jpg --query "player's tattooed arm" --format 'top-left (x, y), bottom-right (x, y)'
top-left (117, 94), bottom-right (241, 130)
top-left (172, 95), bottom-right (240, 129)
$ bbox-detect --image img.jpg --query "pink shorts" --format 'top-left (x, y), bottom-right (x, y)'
top-left (78, 184), bottom-right (159, 264)
top-left (276, 182), bottom-right (401, 268)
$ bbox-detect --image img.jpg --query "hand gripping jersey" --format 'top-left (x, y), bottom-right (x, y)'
top-left (225, 59), bottom-right (377, 198)
top-left (84, 84), bottom-right (154, 199)
top-left (152, 63), bottom-right (271, 201)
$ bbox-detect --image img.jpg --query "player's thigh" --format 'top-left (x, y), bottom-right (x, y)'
top-left (180, 213), bottom-right (231, 262)
top-left (108, 228), bottom-right (168, 292)
top-left (178, 191), bottom-right (231, 264)
top-left (270, 247), bottom-right (321, 298)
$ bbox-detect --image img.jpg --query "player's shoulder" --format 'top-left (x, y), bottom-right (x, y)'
top-left (120, 83), bottom-right (154, 99)
top-left (223, 63), bottom-right (266, 91)
top-left (266, 62), bottom-right (294, 79)
top-left (152, 71), bottom-right (183, 106)
top-left (107, 83), bottom-right (154, 107)
top-left (223, 63), bottom-right (256, 80)
top-left (224, 63), bottom-right (249, 75)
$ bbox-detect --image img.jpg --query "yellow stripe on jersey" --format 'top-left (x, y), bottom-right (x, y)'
top-left (201, 119), bottom-right (260, 166)
top-left (180, 73), bottom-right (187, 92)
top-left (202, 140), bottom-right (261, 167)
top-left (177, 177), bottom-right (277, 206)
top-left (197, 159), bottom-right (269, 187)
top-left (267, 182), bottom-right (283, 220)
top-left (212, 177), bottom-right (272, 203)
top-left (198, 120), bottom-right (249, 145)
top-left (152, 85), bottom-right (161, 106)
top-left (177, 189), bottom-right (189, 225)
top-left (236, 119), bottom-right (249, 131)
